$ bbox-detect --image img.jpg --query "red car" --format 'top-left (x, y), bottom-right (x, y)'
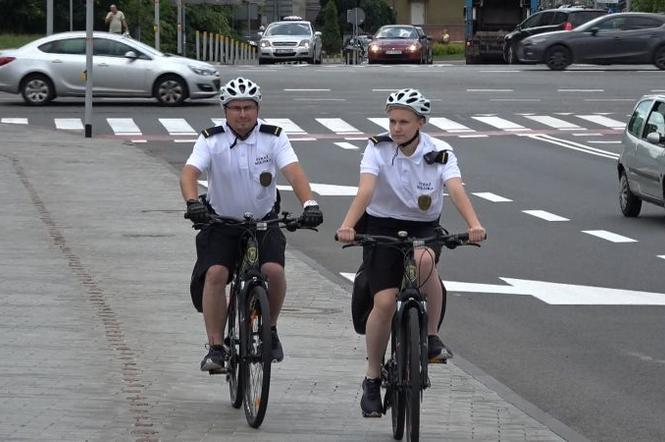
top-left (368, 25), bottom-right (433, 64)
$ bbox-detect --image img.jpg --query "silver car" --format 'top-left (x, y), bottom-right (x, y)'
top-left (0, 31), bottom-right (220, 106)
top-left (618, 94), bottom-right (665, 217)
top-left (258, 18), bottom-right (322, 65)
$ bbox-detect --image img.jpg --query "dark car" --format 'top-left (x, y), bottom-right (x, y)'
top-left (503, 7), bottom-right (606, 63)
top-left (518, 12), bottom-right (665, 70)
top-left (368, 25), bottom-right (433, 64)
top-left (618, 95), bottom-right (665, 217)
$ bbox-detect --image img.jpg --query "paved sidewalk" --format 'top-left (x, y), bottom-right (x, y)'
top-left (0, 123), bottom-right (577, 441)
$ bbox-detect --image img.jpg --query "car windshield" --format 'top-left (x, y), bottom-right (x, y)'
top-left (265, 23), bottom-right (311, 36)
top-left (125, 38), bottom-right (164, 57)
top-left (375, 26), bottom-right (417, 39)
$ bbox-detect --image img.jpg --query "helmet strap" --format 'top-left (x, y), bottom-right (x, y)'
top-left (228, 122), bottom-right (257, 149)
top-left (398, 129), bottom-right (420, 149)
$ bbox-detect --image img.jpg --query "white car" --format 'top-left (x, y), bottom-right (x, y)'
top-left (258, 17), bottom-right (322, 65)
top-left (0, 31), bottom-right (220, 106)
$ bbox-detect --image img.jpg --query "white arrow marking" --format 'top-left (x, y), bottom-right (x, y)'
top-left (339, 273), bottom-right (665, 306)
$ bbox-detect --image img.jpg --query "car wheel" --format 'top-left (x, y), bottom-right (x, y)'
top-left (154, 75), bottom-right (187, 106)
top-left (258, 57), bottom-right (269, 65)
top-left (619, 171), bottom-right (642, 217)
top-left (653, 45), bottom-right (665, 70)
top-left (545, 45), bottom-right (571, 71)
top-left (21, 74), bottom-right (54, 106)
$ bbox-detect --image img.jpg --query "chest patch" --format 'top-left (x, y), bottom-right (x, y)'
top-left (254, 154), bottom-right (272, 166)
top-left (416, 181), bottom-right (434, 192)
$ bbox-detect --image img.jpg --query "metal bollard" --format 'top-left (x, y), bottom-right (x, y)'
top-left (195, 30), bottom-right (200, 60)
top-left (202, 31), bottom-right (207, 61)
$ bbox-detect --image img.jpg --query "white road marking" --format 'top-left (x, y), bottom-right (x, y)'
top-left (264, 118), bottom-right (306, 134)
top-left (458, 134), bottom-right (489, 138)
top-left (522, 210), bottom-right (569, 222)
top-left (277, 183), bottom-right (358, 196)
top-left (54, 118), bottom-right (83, 130)
top-left (558, 89), bottom-right (604, 92)
top-left (480, 70), bottom-right (519, 73)
top-left (472, 192), bottom-right (512, 202)
top-left (527, 134), bottom-right (619, 159)
top-left (334, 142), bottom-right (360, 150)
top-left (174, 139), bottom-right (197, 143)
top-left (316, 118), bottom-right (361, 135)
top-left (131, 139), bottom-right (147, 143)
top-left (368, 117), bottom-right (389, 130)
top-left (428, 117), bottom-right (474, 133)
top-left (467, 88), bottom-right (514, 92)
top-left (210, 118), bottom-right (225, 126)
top-left (584, 99), bottom-right (635, 102)
top-left (658, 255), bottom-right (665, 260)
top-left (472, 116), bottom-right (528, 132)
top-left (1, 118), bottom-right (28, 124)
top-left (576, 115), bottom-right (625, 129)
top-left (572, 132), bottom-right (603, 137)
top-left (159, 118), bottom-right (196, 136)
top-left (582, 230), bottom-right (637, 243)
top-left (107, 118), bottom-right (141, 136)
top-left (284, 88), bottom-right (330, 92)
top-left (588, 140), bottom-right (622, 144)
top-left (289, 137), bottom-right (317, 141)
top-left (490, 98), bottom-right (541, 102)
top-left (523, 115), bottom-right (582, 130)
top-left (372, 89), bottom-right (396, 92)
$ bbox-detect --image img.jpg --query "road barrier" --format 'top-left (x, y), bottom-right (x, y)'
top-left (194, 30), bottom-right (257, 64)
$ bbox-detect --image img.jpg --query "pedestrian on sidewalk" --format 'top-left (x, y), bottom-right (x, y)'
top-left (180, 77), bottom-right (323, 373)
top-left (105, 4), bottom-right (128, 35)
top-left (336, 88), bottom-right (486, 417)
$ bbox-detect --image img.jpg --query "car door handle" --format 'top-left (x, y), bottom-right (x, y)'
top-left (98, 63), bottom-right (109, 67)
top-left (52, 59), bottom-right (63, 63)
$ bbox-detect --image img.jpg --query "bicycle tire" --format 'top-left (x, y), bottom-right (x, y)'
top-left (242, 285), bottom-right (272, 428)
top-left (405, 308), bottom-right (422, 441)
top-left (390, 328), bottom-right (406, 440)
top-left (227, 287), bottom-right (243, 409)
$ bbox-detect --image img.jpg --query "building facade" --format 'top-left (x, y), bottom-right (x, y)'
top-left (389, 0), bottom-right (465, 42)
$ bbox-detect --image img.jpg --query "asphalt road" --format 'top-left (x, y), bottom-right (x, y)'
top-left (2, 62), bottom-right (665, 441)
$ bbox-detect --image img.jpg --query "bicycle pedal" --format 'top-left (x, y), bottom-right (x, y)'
top-left (208, 368), bottom-right (226, 375)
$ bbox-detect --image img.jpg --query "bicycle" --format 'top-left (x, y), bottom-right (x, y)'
top-left (186, 210), bottom-right (311, 428)
top-left (338, 227), bottom-right (482, 441)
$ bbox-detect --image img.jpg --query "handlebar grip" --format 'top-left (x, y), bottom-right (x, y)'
top-left (184, 212), bottom-right (190, 219)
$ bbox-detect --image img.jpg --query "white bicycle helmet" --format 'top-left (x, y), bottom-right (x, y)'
top-left (219, 77), bottom-right (262, 106)
top-left (385, 88), bottom-right (431, 120)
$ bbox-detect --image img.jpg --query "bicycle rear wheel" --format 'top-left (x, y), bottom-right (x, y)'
top-left (390, 321), bottom-right (405, 440)
top-left (405, 308), bottom-right (422, 442)
top-left (242, 285), bottom-right (272, 428)
top-left (227, 286), bottom-right (243, 408)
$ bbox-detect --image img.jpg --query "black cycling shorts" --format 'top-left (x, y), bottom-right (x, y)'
top-left (362, 213), bottom-right (442, 296)
top-left (189, 220), bottom-right (286, 312)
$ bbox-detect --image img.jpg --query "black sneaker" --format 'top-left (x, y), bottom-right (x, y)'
top-left (271, 327), bottom-right (284, 363)
top-left (428, 335), bottom-right (453, 362)
top-left (200, 344), bottom-right (227, 372)
top-left (360, 377), bottom-right (383, 417)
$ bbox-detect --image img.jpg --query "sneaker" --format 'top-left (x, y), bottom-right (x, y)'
top-left (200, 344), bottom-right (227, 372)
top-left (360, 377), bottom-right (383, 417)
top-left (428, 335), bottom-right (453, 362)
top-left (271, 327), bottom-right (284, 363)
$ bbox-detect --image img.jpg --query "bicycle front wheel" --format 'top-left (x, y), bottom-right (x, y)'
top-left (242, 285), bottom-right (272, 428)
top-left (390, 327), bottom-right (406, 440)
top-left (405, 308), bottom-right (422, 442)
top-left (227, 287), bottom-right (243, 409)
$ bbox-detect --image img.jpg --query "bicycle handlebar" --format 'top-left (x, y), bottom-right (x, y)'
top-left (335, 230), bottom-right (485, 250)
top-left (185, 211), bottom-right (314, 232)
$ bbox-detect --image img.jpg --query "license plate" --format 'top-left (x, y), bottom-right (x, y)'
top-left (386, 50), bottom-right (402, 55)
top-left (275, 49), bottom-right (292, 53)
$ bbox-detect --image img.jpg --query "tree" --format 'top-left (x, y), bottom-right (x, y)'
top-left (358, 0), bottom-right (395, 34)
top-left (630, 0), bottom-right (665, 11)
top-left (321, 0), bottom-right (342, 55)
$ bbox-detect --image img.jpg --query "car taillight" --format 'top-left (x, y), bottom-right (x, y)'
top-left (563, 22), bottom-right (573, 31)
top-left (0, 56), bottom-right (16, 66)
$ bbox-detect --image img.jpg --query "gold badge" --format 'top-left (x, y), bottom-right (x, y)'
top-left (405, 263), bottom-right (417, 283)
top-left (246, 245), bottom-right (258, 264)
top-left (418, 195), bottom-right (432, 211)
top-left (259, 171), bottom-right (272, 187)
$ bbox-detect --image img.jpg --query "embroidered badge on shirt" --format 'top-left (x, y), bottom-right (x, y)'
top-left (259, 171), bottom-right (273, 187)
top-left (418, 195), bottom-right (432, 211)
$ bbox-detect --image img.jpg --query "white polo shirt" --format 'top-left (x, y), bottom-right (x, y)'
top-left (186, 119), bottom-right (298, 220)
top-left (360, 132), bottom-right (461, 222)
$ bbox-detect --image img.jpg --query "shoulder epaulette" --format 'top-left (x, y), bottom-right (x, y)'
top-left (201, 125), bottom-right (225, 138)
top-left (423, 150), bottom-right (449, 165)
top-left (369, 134), bottom-right (393, 145)
top-left (259, 124), bottom-right (282, 136)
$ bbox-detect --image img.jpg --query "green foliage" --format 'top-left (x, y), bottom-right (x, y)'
top-left (630, 0), bottom-right (665, 11)
top-left (0, 34), bottom-right (43, 49)
top-left (432, 42), bottom-right (464, 57)
top-left (321, 0), bottom-right (342, 54)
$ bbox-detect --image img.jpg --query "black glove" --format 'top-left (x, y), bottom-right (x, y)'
top-left (301, 204), bottom-right (323, 227)
top-left (186, 199), bottom-right (209, 224)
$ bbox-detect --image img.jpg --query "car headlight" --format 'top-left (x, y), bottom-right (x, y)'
top-left (369, 44), bottom-right (380, 53)
top-left (298, 40), bottom-right (310, 49)
top-left (407, 44), bottom-right (419, 52)
top-left (260, 40), bottom-right (271, 48)
top-left (189, 65), bottom-right (217, 76)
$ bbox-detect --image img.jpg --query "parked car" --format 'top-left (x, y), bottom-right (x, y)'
top-left (368, 25), bottom-right (433, 64)
top-left (0, 31), bottom-right (220, 106)
top-left (258, 16), bottom-right (322, 65)
top-left (503, 7), bottom-right (607, 63)
top-left (618, 95), bottom-right (665, 217)
top-left (517, 12), bottom-right (665, 70)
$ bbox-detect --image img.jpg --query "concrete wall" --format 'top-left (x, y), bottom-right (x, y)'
top-left (391, 0), bottom-right (465, 42)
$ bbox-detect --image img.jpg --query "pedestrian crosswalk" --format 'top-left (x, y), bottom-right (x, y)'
top-left (1, 113), bottom-right (627, 142)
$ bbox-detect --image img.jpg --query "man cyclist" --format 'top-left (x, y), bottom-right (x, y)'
top-left (180, 77), bottom-right (323, 372)
top-left (336, 88), bottom-right (486, 417)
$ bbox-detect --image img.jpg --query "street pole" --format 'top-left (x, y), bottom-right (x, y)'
top-left (47, 0), bottom-right (54, 35)
top-left (84, 0), bottom-right (94, 138)
top-left (70, 0), bottom-right (74, 31)
top-left (177, 0), bottom-right (182, 54)
top-left (154, 0), bottom-right (160, 51)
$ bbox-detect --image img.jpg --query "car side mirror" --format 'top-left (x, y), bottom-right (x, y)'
top-left (646, 132), bottom-right (664, 145)
top-left (589, 27), bottom-right (599, 36)
top-left (315, 31), bottom-right (322, 37)
top-left (124, 50), bottom-right (138, 59)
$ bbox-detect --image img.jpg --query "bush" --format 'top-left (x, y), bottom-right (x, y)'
top-left (0, 34), bottom-right (42, 49)
top-left (432, 42), bottom-right (464, 57)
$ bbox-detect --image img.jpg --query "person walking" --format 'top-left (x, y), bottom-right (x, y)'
top-left (105, 4), bottom-right (128, 35)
